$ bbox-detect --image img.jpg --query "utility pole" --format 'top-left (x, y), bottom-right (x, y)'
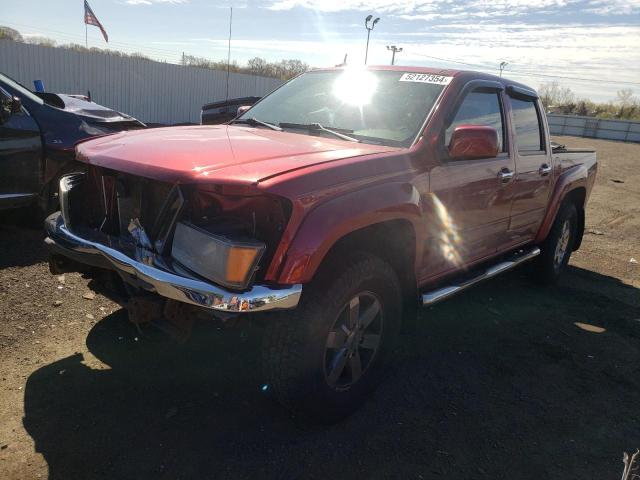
top-left (364, 15), bottom-right (380, 65)
top-left (225, 6), bottom-right (233, 100)
top-left (386, 45), bottom-right (402, 65)
top-left (499, 61), bottom-right (508, 77)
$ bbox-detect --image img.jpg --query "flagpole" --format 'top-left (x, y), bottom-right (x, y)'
top-left (85, 23), bottom-right (88, 49)
top-left (225, 6), bottom-right (232, 101)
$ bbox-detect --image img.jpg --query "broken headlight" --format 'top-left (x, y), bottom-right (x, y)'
top-left (171, 221), bottom-right (265, 290)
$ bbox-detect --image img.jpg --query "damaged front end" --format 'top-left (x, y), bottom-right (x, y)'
top-left (44, 166), bottom-right (302, 320)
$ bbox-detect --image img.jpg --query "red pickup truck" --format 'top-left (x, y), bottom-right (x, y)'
top-left (44, 66), bottom-right (597, 422)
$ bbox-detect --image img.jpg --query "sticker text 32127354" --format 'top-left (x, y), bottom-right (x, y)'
top-left (399, 73), bottom-right (453, 85)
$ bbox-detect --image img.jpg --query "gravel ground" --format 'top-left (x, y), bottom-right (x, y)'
top-left (0, 135), bottom-right (639, 480)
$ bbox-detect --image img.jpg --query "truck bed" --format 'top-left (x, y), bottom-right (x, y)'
top-left (552, 142), bottom-right (597, 170)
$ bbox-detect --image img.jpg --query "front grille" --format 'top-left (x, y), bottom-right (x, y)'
top-left (69, 166), bottom-right (182, 251)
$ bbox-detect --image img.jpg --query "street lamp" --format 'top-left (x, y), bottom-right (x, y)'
top-left (499, 61), bottom-right (508, 77)
top-left (364, 15), bottom-right (380, 65)
top-left (386, 45), bottom-right (402, 65)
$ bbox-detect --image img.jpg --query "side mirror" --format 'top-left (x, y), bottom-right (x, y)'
top-left (236, 105), bottom-right (251, 116)
top-left (448, 125), bottom-right (499, 160)
top-left (10, 96), bottom-right (22, 114)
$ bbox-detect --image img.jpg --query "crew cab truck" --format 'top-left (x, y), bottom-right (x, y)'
top-left (43, 66), bottom-right (597, 422)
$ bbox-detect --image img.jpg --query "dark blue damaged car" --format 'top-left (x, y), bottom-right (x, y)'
top-left (0, 72), bottom-right (145, 214)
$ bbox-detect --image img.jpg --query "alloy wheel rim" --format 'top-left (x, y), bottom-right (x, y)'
top-left (554, 220), bottom-right (571, 268)
top-left (323, 292), bottom-right (383, 390)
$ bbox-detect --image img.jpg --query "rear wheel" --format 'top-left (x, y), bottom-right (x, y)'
top-left (262, 254), bottom-right (402, 423)
top-left (535, 202), bottom-right (577, 284)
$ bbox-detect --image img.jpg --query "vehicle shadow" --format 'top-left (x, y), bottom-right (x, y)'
top-left (0, 222), bottom-right (48, 269)
top-left (22, 266), bottom-right (640, 479)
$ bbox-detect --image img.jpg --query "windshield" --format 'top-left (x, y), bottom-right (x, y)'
top-left (240, 69), bottom-right (449, 147)
top-left (0, 73), bottom-right (44, 105)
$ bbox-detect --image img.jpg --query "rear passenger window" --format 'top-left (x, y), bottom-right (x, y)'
top-left (445, 91), bottom-right (505, 153)
top-left (510, 97), bottom-right (544, 152)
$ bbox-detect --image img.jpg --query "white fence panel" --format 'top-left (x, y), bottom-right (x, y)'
top-left (547, 114), bottom-right (640, 143)
top-left (0, 40), bottom-right (283, 124)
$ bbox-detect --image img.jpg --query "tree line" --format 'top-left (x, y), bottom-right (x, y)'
top-left (539, 81), bottom-right (639, 121)
top-left (180, 55), bottom-right (308, 80)
top-left (0, 26), bottom-right (308, 81)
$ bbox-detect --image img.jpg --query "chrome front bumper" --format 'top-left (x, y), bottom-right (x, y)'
top-left (44, 212), bottom-right (302, 313)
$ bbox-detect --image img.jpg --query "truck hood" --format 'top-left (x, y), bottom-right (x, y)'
top-left (76, 125), bottom-right (400, 184)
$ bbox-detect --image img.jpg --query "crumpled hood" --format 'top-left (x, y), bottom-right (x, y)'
top-left (76, 125), bottom-right (399, 184)
top-left (37, 92), bottom-right (142, 124)
top-left (57, 94), bottom-right (136, 122)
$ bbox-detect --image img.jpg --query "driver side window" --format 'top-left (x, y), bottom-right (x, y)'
top-left (445, 91), bottom-right (505, 152)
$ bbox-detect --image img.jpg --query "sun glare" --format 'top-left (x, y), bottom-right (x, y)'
top-left (332, 67), bottom-right (379, 107)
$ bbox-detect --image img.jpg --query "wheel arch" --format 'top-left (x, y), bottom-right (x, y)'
top-left (274, 182), bottom-right (424, 292)
top-left (317, 218), bottom-right (418, 297)
top-left (535, 165), bottom-right (590, 247)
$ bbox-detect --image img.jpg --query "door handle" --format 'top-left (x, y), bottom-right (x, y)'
top-left (539, 164), bottom-right (552, 176)
top-left (498, 169), bottom-right (514, 183)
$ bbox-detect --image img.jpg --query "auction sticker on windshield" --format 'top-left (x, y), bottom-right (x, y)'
top-left (399, 73), bottom-right (452, 85)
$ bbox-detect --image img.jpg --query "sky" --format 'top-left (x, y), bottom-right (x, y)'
top-left (2, 0), bottom-right (640, 102)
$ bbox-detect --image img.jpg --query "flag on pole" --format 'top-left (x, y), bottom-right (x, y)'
top-left (84, 0), bottom-right (108, 43)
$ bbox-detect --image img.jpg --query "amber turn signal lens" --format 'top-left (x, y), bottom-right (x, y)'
top-left (225, 247), bottom-right (260, 284)
top-left (172, 222), bottom-right (265, 289)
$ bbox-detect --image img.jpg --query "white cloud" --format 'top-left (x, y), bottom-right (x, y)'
top-left (266, 0), bottom-right (640, 18)
top-left (125, 0), bottom-right (189, 5)
top-left (586, 0), bottom-right (640, 15)
top-left (151, 40), bottom-right (195, 45)
top-left (266, 0), bottom-right (543, 13)
top-left (267, 1), bottom-right (439, 14)
top-left (387, 22), bottom-right (640, 76)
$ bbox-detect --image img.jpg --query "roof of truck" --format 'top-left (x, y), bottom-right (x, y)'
top-left (312, 64), bottom-right (538, 94)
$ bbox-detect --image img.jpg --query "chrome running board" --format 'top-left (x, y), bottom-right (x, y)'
top-left (421, 247), bottom-right (541, 306)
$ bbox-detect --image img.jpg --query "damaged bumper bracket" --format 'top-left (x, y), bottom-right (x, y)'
top-left (44, 212), bottom-right (302, 313)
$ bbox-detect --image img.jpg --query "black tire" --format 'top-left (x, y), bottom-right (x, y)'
top-left (262, 254), bottom-right (402, 423)
top-left (534, 202), bottom-right (578, 284)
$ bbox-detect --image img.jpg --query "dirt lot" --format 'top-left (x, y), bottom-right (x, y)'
top-left (0, 136), bottom-right (638, 479)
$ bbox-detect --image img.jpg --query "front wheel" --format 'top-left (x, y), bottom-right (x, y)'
top-left (534, 202), bottom-right (577, 284)
top-left (262, 254), bottom-right (402, 423)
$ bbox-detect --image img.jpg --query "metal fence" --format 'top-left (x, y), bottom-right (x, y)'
top-left (548, 114), bottom-right (640, 143)
top-left (0, 40), bottom-right (283, 125)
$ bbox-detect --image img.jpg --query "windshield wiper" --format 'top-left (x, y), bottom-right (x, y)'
top-left (279, 122), bottom-right (359, 143)
top-left (231, 117), bottom-right (282, 131)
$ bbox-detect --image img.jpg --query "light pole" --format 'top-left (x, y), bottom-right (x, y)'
top-left (386, 45), bottom-right (402, 65)
top-left (499, 61), bottom-right (508, 77)
top-left (364, 15), bottom-right (380, 65)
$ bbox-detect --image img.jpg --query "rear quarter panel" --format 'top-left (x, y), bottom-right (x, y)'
top-left (534, 149), bottom-right (597, 244)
